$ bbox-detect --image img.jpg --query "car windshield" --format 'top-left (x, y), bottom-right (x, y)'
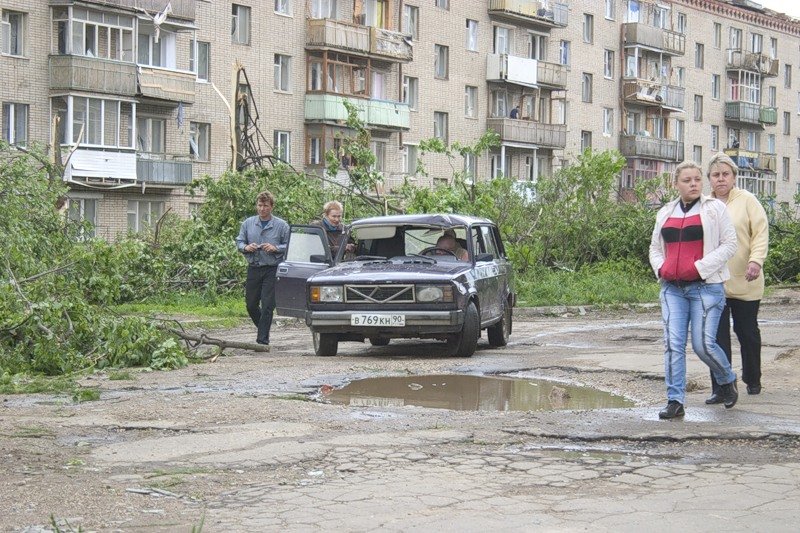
top-left (345, 225), bottom-right (469, 261)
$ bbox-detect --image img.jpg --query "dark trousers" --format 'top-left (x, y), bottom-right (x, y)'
top-left (711, 298), bottom-right (762, 393)
top-left (245, 265), bottom-right (277, 344)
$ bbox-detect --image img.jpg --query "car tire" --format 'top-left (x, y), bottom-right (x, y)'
top-left (448, 302), bottom-right (479, 357)
top-left (369, 337), bottom-right (390, 346)
top-left (487, 302), bottom-right (511, 347)
top-left (313, 332), bottom-right (338, 357)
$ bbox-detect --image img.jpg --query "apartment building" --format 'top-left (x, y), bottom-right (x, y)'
top-left (1, 1), bottom-right (799, 240)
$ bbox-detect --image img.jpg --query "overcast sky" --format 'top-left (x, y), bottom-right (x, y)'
top-left (757, 0), bottom-right (800, 19)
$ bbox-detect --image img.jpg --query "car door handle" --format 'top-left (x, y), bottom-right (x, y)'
top-left (278, 267), bottom-right (288, 274)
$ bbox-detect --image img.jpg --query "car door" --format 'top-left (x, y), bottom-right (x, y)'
top-left (473, 225), bottom-right (503, 324)
top-left (275, 225), bottom-right (332, 318)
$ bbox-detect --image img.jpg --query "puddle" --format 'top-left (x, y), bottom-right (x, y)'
top-left (323, 374), bottom-right (634, 412)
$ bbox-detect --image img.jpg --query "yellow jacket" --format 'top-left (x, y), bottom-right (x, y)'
top-left (714, 187), bottom-right (769, 300)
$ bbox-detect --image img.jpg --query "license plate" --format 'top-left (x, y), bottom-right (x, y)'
top-left (350, 314), bottom-right (405, 327)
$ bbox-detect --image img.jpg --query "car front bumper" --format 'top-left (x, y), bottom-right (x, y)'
top-left (307, 309), bottom-right (464, 334)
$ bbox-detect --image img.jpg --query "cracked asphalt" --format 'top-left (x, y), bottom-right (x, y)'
top-left (1, 290), bottom-right (799, 532)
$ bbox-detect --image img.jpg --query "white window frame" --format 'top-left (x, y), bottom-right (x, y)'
top-left (310, 0), bottom-right (336, 19)
top-left (434, 44), bottom-right (449, 79)
top-left (189, 121), bottom-right (210, 161)
top-left (1, 10), bottom-right (25, 56)
top-left (435, 0), bottom-right (449, 10)
top-left (403, 144), bottom-right (418, 176)
top-left (465, 86), bottom-right (477, 118)
top-left (190, 40), bottom-right (210, 81)
top-left (274, 130), bottom-right (291, 162)
top-left (711, 74), bottom-right (720, 100)
top-left (403, 5), bottom-right (418, 40)
top-left (403, 76), bottom-right (418, 110)
top-left (127, 200), bottom-right (164, 233)
top-left (603, 108), bottom-right (613, 136)
top-left (583, 14), bottom-right (594, 44)
top-left (274, 0), bottom-right (292, 16)
top-left (67, 197), bottom-right (98, 239)
top-left (559, 40), bottom-right (570, 66)
top-left (231, 4), bottom-right (251, 45)
top-left (308, 136), bottom-right (322, 165)
top-left (713, 23), bottom-right (722, 49)
top-left (604, 49), bottom-right (614, 79)
top-left (695, 43), bottom-right (704, 69)
top-left (464, 153), bottom-right (476, 180)
top-left (274, 54), bottom-right (291, 92)
top-left (2, 102), bottom-right (28, 146)
top-left (466, 19), bottom-right (478, 52)
top-left (677, 13), bottom-right (687, 34)
top-left (694, 95), bottom-right (703, 122)
top-left (581, 130), bottom-right (592, 152)
top-left (605, 0), bottom-right (615, 20)
top-left (693, 145), bottom-right (703, 165)
top-left (711, 125), bottom-right (719, 151)
top-left (582, 73), bottom-right (593, 103)
top-left (137, 116), bottom-right (166, 154)
top-left (434, 111), bottom-right (448, 143)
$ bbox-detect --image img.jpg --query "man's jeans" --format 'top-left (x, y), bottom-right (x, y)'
top-left (245, 265), bottom-right (277, 344)
top-left (659, 281), bottom-right (737, 404)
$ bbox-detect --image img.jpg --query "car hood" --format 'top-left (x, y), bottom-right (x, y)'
top-left (310, 259), bottom-right (469, 284)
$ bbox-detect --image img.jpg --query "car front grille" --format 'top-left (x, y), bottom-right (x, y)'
top-left (345, 284), bottom-right (415, 303)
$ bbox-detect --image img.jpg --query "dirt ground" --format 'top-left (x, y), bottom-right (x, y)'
top-left (1, 290), bottom-right (799, 532)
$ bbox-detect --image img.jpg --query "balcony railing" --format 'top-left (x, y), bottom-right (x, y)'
top-left (486, 54), bottom-right (538, 86)
top-left (623, 23), bottom-right (686, 55)
top-left (486, 118), bottom-right (566, 149)
top-left (620, 135), bottom-right (682, 161)
top-left (760, 106), bottom-right (777, 125)
top-left (725, 101), bottom-right (761, 125)
top-left (488, 0), bottom-right (568, 28)
top-left (137, 154), bottom-right (193, 186)
top-left (62, 148), bottom-right (137, 185)
top-left (97, 0), bottom-right (196, 20)
top-left (306, 19), bottom-right (412, 61)
top-left (723, 149), bottom-right (777, 172)
top-left (49, 55), bottom-right (137, 97)
top-left (137, 66), bottom-right (196, 104)
top-left (622, 79), bottom-right (685, 110)
top-left (305, 94), bottom-right (410, 130)
top-left (370, 27), bottom-right (413, 61)
top-left (537, 60), bottom-right (567, 88)
top-left (726, 49), bottom-right (779, 77)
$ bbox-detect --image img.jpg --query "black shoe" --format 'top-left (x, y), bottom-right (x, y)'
top-left (705, 392), bottom-right (724, 405)
top-left (747, 384), bottom-right (762, 395)
top-left (256, 339), bottom-right (270, 346)
top-left (659, 400), bottom-right (685, 419)
top-left (721, 381), bottom-right (738, 409)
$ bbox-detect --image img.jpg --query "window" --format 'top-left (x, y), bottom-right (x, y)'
top-left (61, 8), bottom-right (134, 60)
top-left (274, 0), bottom-right (292, 16)
top-left (605, 0), bottom-right (615, 20)
top-left (53, 95), bottom-right (133, 148)
top-left (466, 19), bottom-right (478, 51)
top-left (693, 146), bottom-right (703, 165)
top-left (559, 40), bottom-right (570, 66)
top-left (127, 200), bottom-right (164, 233)
top-left (711, 125), bottom-right (719, 151)
top-left (1, 10), bottom-right (25, 56)
top-left (434, 44), bottom-right (449, 79)
top-left (676, 67), bottom-right (686, 88)
top-left (138, 30), bottom-right (177, 67)
top-left (784, 111), bottom-right (791, 135)
top-left (190, 40), bottom-right (210, 81)
top-left (308, 137), bottom-right (321, 165)
top-left (274, 54), bottom-right (291, 91)
top-left (583, 14), bottom-right (594, 44)
top-left (274, 130), bottom-right (291, 161)
top-left (403, 5), bottom-right (418, 40)
top-left (713, 23), bottom-right (721, 49)
top-left (767, 133), bottom-right (776, 154)
top-left (695, 43), bottom-right (704, 69)
top-left (751, 33), bottom-right (763, 54)
top-left (711, 74), bottom-right (720, 100)
top-left (403, 76), bottom-right (418, 110)
top-left (189, 122), bottom-right (210, 161)
top-left (435, 0), bottom-right (449, 9)
top-left (786, 64), bottom-right (792, 89)
top-left (434, 112), bottom-right (448, 143)
top-left (603, 108), bottom-right (613, 136)
top-left (528, 33), bottom-right (546, 60)
top-left (465, 86), bottom-right (477, 118)
top-left (67, 198), bottom-right (97, 239)
top-left (676, 119), bottom-right (685, 142)
top-left (231, 4), bottom-right (251, 44)
top-left (730, 27), bottom-right (742, 50)
top-left (2, 102), bottom-right (28, 146)
top-left (626, 0), bottom-right (640, 23)
top-left (604, 50), bottom-right (614, 79)
top-left (371, 141), bottom-right (385, 173)
top-left (783, 157), bottom-right (790, 180)
top-left (493, 26), bottom-right (509, 55)
top-left (677, 13), bottom-right (687, 34)
top-left (311, 0), bottom-right (336, 19)
top-left (490, 89), bottom-right (508, 118)
top-left (694, 95), bottom-right (703, 121)
top-left (490, 154), bottom-right (510, 179)
top-left (770, 37), bottom-right (778, 60)
top-left (403, 144), bottom-right (418, 175)
top-left (137, 117), bottom-right (166, 153)
top-left (464, 153), bottom-right (476, 181)
top-left (581, 131), bottom-right (592, 152)
top-left (768, 86), bottom-right (777, 107)
top-left (581, 73), bottom-right (593, 103)
top-left (652, 6), bottom-right (668, 29)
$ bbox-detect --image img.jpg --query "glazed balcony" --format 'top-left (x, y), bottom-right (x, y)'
top-left (305, 94), bottom-right (410, 130)
top-left (723, 149), bottom-right (777, 172)
top-left (486, 118), bottom-right (566, 149)
top-left (622, 79), bottom-right (685, 110)
top-left (726, 49), bottom-right (779, 77)
top-left (487, 54), bottom-right (566, 89)
top-left (88, 0), bottom-right (196, 21)
top-left (49, 55), bottom-right (137, 97)
top-left (759, 106), bottom-right (777, 125)
top-left (306, 19), bottom-right (412, 61)
top-left (137, 154), bottom-right (193, 186)
top-left (725, 101), bottom-right (762, 125)
top-left (623, 23), bottom-right (685, 56)
top-left (488, 0), bottom-right (568, 28)
top-left (62, 148), bottom-right (137, 186)
top-left (137, 66), bottom-right (196, 104)
top-left (620, 135), bottom-right (682, 162)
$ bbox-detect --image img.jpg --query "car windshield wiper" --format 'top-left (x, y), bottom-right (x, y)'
top-left (405, 254), bottom-right (437, 264)
top-left (354, 255), bottom-right (390, 262)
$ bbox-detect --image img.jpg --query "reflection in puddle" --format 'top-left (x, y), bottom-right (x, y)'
top-left (323, 374), bottom-right (634, 412)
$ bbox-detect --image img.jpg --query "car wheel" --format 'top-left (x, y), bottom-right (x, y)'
top-left (369, 337), bottom-right (390, 346)
top-left (313, 332), bottom-right (338, 357)
top-left (448, 302), bottom-right (479, 357)
top-left (487, 302), bottom-right (512, 347)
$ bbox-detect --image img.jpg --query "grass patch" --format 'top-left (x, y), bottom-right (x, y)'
top-left (72, 388), bottom-right (100, 403)
top-left (10, 425), bottom-right (56, 438)
top-left (108, 370), bottom-right (135, 381)
top-left (270, 394), bottom-right (313, 402)
top-left (0, 372), bottom-right (76, 395)
top-left (113, 292), bottom-right (246, 323)
top-left (146, 467), bottom-right (213, 478)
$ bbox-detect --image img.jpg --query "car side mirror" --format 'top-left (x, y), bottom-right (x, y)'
top-left (475, 253), bottom-right (494, 262)
top-left (310, 254), bottom-right (330, 264)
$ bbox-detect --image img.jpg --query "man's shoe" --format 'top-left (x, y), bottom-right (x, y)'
top-left (705, 392), bottom-right (724, 405)
top-left (721, 381), bottom-right (738, 409)
top-left (256, 339), bottom-right (270, 346)
top-left (747, 384), bottom-right (762, 395)
top-left (659, 400), bottom-right (685, 419)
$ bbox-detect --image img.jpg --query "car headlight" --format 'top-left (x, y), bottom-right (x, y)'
top-left (417, 285), bottom-right (454, 303)
top-left (310, 285), bottom-right (343, 302)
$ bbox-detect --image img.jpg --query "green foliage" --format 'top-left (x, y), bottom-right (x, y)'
top-left (762, 201), bottom-right (800, 284)
top-left (72, 388), bottom-right (100, 403)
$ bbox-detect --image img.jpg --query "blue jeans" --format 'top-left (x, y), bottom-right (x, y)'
top-left (659, 281), bottom-right (736, 404)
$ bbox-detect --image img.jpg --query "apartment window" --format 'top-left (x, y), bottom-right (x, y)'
top-left (490, 154), bottom-right (510, 179)
top-left (785, 64), bottom-right (793, 89)
top-left (490, 89), bottom-right (508, 118)
top-left (434, 44), bottom-right (449, 78)
top-left (138, 30), bottom-right (177, 67)
top-left (581, 131), bottom-right (592, 152)
top-left (730, 27), bottom-right (742, 50)
top-left (274, 0), bottom-right (292, 16)
top-left (67, 198), bottom-right (97, 239)
top-left (677, 13), bottom-right (687, 34)
top-left (434, 112), bottom-right (448, 143)
top-left (626, 1), bottom-right (640, 23)
top-left (493, 26), bottom-right (510, 55)
top-left (54, 96), bottom-right (132, 148)
top-left (137, 117), bottom-right (166, 153)
top-left (231, 4), bottom-right (251, 44)
top-left (695, 43), bottom-right (704, 69)
top-left (784, 111), bottom-right (791, 135)
top-left (2, 102), bottom-right (28, 146)
top-left (694, 95), bottom-right (703, 121)
top-left (465, 86), bottom-right (477, 118)
top-left (604, 50), bottom-right (615, 79)
top-left (403, 76), bottom-right (418, 110)
top-left (311, 0), bottom-right (336, 19)
top-left (751, 33), bottom-right (763, 54)
top-left (783, 157), bottom-right (790, 180)
top-left (466, 19), bottom-right (478, 51)
top-left (403, 5), bottom-right (418, 40)
top-left (768, 86), bottom-right (777, 107)
top-left (770, 37), bottom-right (778, 60)
top-left (528, 33), bottom-right (546, 60)
top-left (583, 14), bottom-right (594, 44)
top-left (603, 108), bottom-right (613, 136)
top-left (61, 8), bottom-right (134, 61)
top-left (713, 23), bottom-right (721, 49)
top-left (605, 0), bottom-right (615, 20)
top-left (127, 200), bottom-right (164, 233)
top-left (676, 120), bottom-right (685, 142)
top-left (464, 153), bottom-right (476, 181)
top-left (559, 40), bottom-right (570, 66)
top-left (190, 41), bottom-right (210, 81)
top-left (370, 141), bottom-right (386, 173)
top-left (1, 10), bottom-right (25, 56)
top-left (274, 54), bottom-right (291, 92)
top-left (274, 131), bottom-right (291, 162)
top-left (711, 125), bottom-right (719, 151)
top-left (767, 133), bottom-right (776, 154)
top-left (435, 0), bottom-right (449, 9)
top-left (676, 67), bottom-right (686, 88)
top-left (581, 73), bottom-right (593, 103)
top-left (652, 6), bottom-right (668, 29)
top-left (693, 146), bottom-right (703, 165)
top-left (308, 137), bottom-right (321, 165)
top-left (711, 74), bottom-right (720, 100)
top-left (403, 144), bottom-right (418, 176)
top-left (189, 122), bottom-right (210, 161)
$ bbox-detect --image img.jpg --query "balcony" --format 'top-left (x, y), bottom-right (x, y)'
top-left (62, 148), bottom-right (137, 186)
top-left (96, 0), bottom-right (196, 21)
top-left (723, 149), bottom-right (777, 172)
top-left (306, 19), bottom-right (412, 61)
top-left (537, 60), bottom-right (567, 88)
top-left (49, 55), bottom-right (137, 97)
top-left (305, 94), bottom-right (410, 130)
top-left (486, 118), bottom-right (566, 149)
top-left (623, 23), bottom-right (685, 56)
top-left (486, 54), bottom-right (537, 86)
top-left (488, 0), bottom-right (568, 28)
top-left (370, 27), bottom-right (413, 61)
top-left (137, 154), bottom-right (193, 186)
top-left (726, 49), bottom-right (779, 77)
top-left (725, 101), bottom-right (762, 125)
top-left (760, 106), bottom-right (777, 125)
top-left (620, 135), bottom-right (682, 162)
top-left (622, 79), bottom-right (685, 110)
top-left (137, 66), bottom-right (196, 104)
